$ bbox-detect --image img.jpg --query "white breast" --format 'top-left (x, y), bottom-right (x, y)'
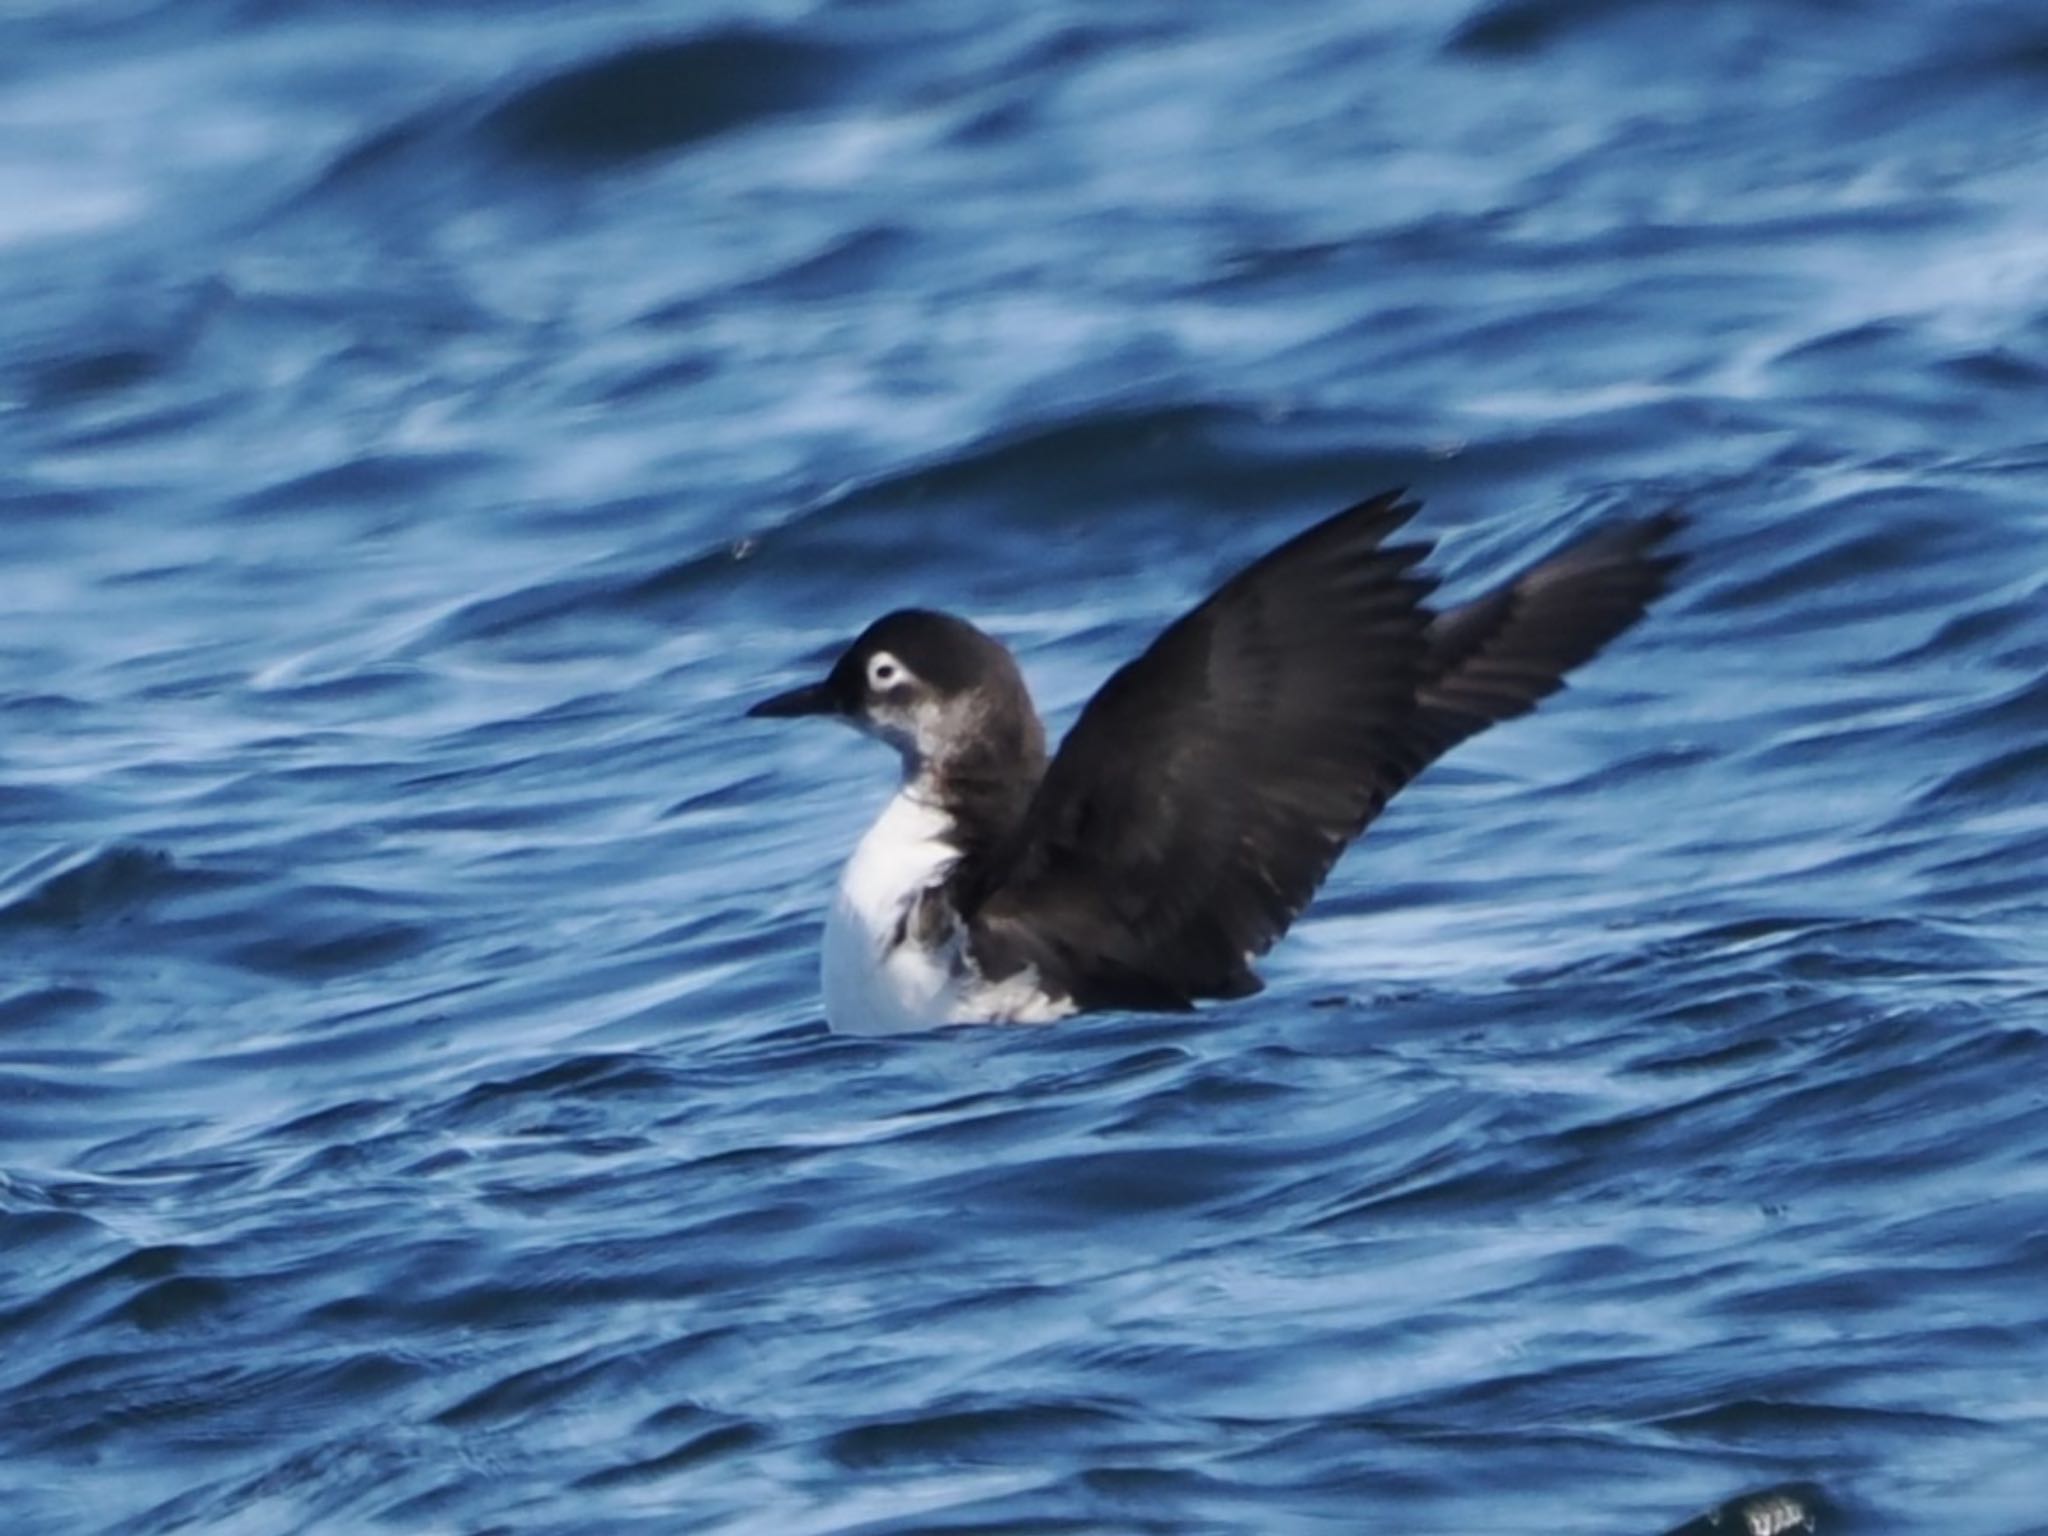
top-left (821, 788), bottom-right (962, 1034)
top-left (820, 787), bottom-right (1074, 1033)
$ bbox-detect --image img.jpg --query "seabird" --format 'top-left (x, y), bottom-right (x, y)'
top-left (749, 489), bottom-right (1680, 1033)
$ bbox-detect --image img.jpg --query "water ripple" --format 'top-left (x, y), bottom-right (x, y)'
top-left (3, 1), bottom-right (2045, 1533)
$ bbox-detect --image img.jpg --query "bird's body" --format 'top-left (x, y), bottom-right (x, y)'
top-left (820, 785), bottom-right (960, 1032)
top-left (821, 783), bottom-right (1077, 1032)
top-left (750, 491), bottom-right (1680, 1033)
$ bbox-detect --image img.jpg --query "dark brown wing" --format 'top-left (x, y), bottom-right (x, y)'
top-left (958, 490), bottom-right (1441, 1006)
top-left (959, 496), bottom-right (1684, 1011)
top-left (1404, 509), bottom-right (1684, 763)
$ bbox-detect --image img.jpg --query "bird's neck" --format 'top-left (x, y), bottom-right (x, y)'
top-left (903, 727), bottom-right (1044, 854)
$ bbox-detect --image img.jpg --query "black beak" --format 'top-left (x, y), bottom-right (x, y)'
top-left (746, 679), bottom-right (839, 719)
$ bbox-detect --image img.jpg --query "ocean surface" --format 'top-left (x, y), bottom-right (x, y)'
top-left (3, 2), bottom-right (2045, 1532)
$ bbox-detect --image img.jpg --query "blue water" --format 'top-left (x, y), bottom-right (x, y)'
top-left (3, 2), bottom-right (2045, 1532)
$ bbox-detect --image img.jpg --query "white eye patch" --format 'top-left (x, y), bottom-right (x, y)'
top-left (867, 652), bottom-right (908, 690)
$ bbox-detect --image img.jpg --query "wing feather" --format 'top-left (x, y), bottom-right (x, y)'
top-left (1407, 509), bottom-right (1684, 759)
top-left (961, 490), bottom-right (1438, 1002)
top-left (962, 495), bottom-right (1682, 1009)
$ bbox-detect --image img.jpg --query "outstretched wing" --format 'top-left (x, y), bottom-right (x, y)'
top-left (959, 490), bottom-right (1441, 1007)
top-left (1405, 510), bottom-right (1684, 763)
top-left (959, 494), bottom-right (1684, 1011)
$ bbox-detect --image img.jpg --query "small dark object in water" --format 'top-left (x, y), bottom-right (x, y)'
top-left (1661, 1483), bottom-right (1829, 1536)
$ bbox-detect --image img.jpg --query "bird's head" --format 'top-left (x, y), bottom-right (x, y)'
top-left (748, 609), bottom-right (1044, 781)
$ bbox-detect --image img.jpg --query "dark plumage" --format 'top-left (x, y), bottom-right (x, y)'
top-left (749, 489), bottom-right (1682, 1027)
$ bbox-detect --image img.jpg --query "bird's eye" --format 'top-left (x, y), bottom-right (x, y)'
top-left (867, 653), bottom-right (904, 690)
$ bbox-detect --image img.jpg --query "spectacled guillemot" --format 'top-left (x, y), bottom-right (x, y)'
top-left (749, 489), bottom-right (1680, 1033)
